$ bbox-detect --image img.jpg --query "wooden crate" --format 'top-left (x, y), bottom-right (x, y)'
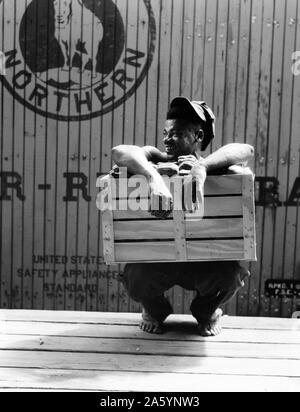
top-left (96, 171), bottom-right (257, 264)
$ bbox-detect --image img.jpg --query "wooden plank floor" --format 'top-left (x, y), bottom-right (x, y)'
top-left (0, 310), bottom-right (299, 392)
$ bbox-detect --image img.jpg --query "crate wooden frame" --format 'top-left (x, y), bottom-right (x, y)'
top-left (96, 171), bottom-right (257, 264)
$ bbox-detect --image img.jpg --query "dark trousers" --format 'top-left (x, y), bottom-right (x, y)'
top-left (121, 261), bottom-right (249, 323)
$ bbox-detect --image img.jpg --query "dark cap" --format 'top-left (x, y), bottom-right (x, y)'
top-left (169, 97), bottom-right (215, 151)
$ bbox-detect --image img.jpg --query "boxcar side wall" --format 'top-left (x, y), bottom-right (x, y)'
top-left (0, 0), bottom-right (299, 316)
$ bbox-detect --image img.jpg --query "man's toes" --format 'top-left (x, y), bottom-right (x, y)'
top-left (140, 320), bottom-right (163, 334)
top-left (145, 322), bottom-right (152, 332)
top-left (204, 328), bottom-right (213, 336)
top-left (198, 326), bottom-right (212, 336)
top-left (210, 325), bottom-right (222, 336)
top-left (149, 324), bottom-right (156, 333)
top-left (140, 321), bottom-right (150, 332)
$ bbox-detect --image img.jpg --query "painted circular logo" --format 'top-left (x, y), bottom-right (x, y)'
top-left (0, 0), bottom-right (156, 121)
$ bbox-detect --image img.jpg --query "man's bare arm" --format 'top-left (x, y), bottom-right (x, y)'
top-left (112, 145), bottom-right (172, 218)
top-left (201, 143), bottom-right (254, 172)
top-left (112, 145), bottom-right (168, 177)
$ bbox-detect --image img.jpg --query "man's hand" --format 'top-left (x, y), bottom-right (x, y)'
top-left (149, 178), bottom-right (173, 219)
top-left (183, 161), bottom-right (207, 214)
top-left (178, 155), bottom-right (198, 173)
top-left (190, 160), bottom-right (207, 180)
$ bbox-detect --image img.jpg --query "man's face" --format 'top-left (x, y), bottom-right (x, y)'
top-left (163, 119), bottom-right (199, 159)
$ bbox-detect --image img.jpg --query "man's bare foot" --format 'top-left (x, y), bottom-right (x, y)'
top-left (197, 308), bottom-right (223, 336)
top-left (140, 309), bottom-right (163, 334)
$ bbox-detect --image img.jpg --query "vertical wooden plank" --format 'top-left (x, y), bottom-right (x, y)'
top-left (89, 165), bottom-right (103, 313)
top-left (242, 173), bottom-right (256, 261)
top-left (42, 0), bottom-right (57, 310)
top-left (180, 0), bottom-right (195, 100)
top-left (62, 2), bottom-right (81, 311)
top-left (144, 0), bottom-right (160, 148)
top-left (122, 0), bottom-right (137, 147)
top-left (249, 1), bottom-right (273, 314)
top-left (212, 0), bottom-right (229, 153)
top-left (191, 0), bottom-right (206, 100)
top-left (173, 187), bottom-right (187, 262)
top-left (234, 0), bottom-right (251, 144)
top-left (252, 0), bottom-right (274, 318)
top-left (173, 211), bottom-right (187, 260)
top-left (0, 0), bottom-right (14, 308)
top-left (202, 0), bottom-right (217, 111)
top-left (167, 0), bottom-right (182, 102)
top-left (222, 0), bottom-right (240, 316)
top-left (21, 0), bottom-right (36, 310)
top-left (271, 0), bottom-right (297, 318)
top-left (255, 0), bottom-right (285, 318)
top-left (86, 0), bottom-right (102, 313)
top-left (50, 0), bottom-right (72, 311)
top-left (244, 0), bottom-right (264, 317)
top-left (102, 184), bottom-right (115, 264)
top-left (73, 1), bottom-right (92, 312)
top-left (10, 0), bottom-right (28, 309)
top-left (31, 0), bottom-right (47, 310)
top-left (133, 0), bottom-right (150, 149)
top-left (155, 0), bottom-right (172, 153)
top-left (52, 123), bottom-right (69, 311)
top-left (73, 0), bottom-right (86, 311)
top-left (95, 0), bottom-right (111, 313)
top-left (281, 0), bottom-right (300, 318)
top-left (2, 0), bottom-right (18, 308)
top-left (235, 0), bottom-right (252, 316)
top-left (0, 0), bottom-right (22, 308)
top-left (222, 0), bottom-right (240, 146)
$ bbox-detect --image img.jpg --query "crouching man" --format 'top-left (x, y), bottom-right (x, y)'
top-left (111, 97), bottom-right (253, 336)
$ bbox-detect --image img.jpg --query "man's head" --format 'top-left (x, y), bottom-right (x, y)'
top-left (163, 97), bottom-right (215, 159)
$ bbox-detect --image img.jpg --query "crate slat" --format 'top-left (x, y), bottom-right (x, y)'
top-left (105, 174), bottom-right (243, 199)
top-left (113, 196), bottom-right (243, 219)
top-left (172, 179), bottom-right (187, 260)
top-left (114, 239), bottom-right (245, 263)
top-left (115, 241), bottom-right (176, 262)
top-left (242, 174), bottom-right (257, 261)
top-left (187, 239), bottom-right (245, 261)
top-left (114, 218), bottom-right (244, 240)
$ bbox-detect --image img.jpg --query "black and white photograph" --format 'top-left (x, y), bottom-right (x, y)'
top-left (0, 0), bottom-right (299, 394)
